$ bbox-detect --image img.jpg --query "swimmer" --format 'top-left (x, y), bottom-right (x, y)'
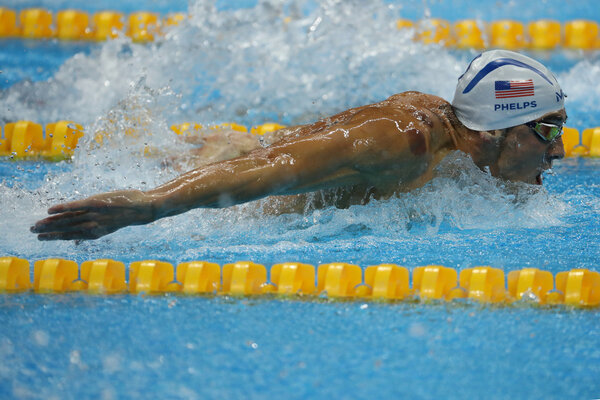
top-left (32, 50), bottom-right (567, 240)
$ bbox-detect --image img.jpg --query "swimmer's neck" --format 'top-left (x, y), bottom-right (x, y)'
top-left (442, 105), bottom-right (498, 169)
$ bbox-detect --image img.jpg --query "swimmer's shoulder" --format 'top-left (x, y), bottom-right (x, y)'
top-left (385, 91), bottom-right (460, 131)
top-left (382, 91), bottom-right (463, 150)
top-left (385, 91), bottom-right (451, 110)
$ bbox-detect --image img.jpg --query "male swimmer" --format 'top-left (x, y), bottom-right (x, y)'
top-left (32, 50), bottom-right (567, 240)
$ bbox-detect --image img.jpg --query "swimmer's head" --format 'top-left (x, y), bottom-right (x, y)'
top-left (451, 50), bottom-right (565, 132)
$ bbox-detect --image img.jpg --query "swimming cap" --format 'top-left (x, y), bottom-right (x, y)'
top-left (452, 50), bottom-right (565, 131)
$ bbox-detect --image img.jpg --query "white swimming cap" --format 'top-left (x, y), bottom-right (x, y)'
top-left (452, 50), bottom-right (565, 131)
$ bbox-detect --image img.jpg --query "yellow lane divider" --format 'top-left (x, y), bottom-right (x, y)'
top-left (563, 126), bottom-right (600, 157)
top-left (0, 8), bottom-right (184, 42)
top-left (0, 121), bottom-right (84, 161)
top-left (1, 7), bottom-right (599, 50)
top-left (1, 257), bottom-right (599, 307)
top-left (399, 18), bottom-right (600, 50)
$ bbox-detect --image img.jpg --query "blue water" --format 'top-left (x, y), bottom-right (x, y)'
top-left (1, 0), bottom-right (600, 399)
top-left (2, 294), bottom-right (599, 399)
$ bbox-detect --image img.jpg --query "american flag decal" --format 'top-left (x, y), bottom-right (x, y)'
top-left (495, 79), bottom-right (535, 99)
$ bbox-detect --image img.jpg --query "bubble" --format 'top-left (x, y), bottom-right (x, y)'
top-left (521, 290), bottom-right (540, 302)
top-left (70, 350), bottom-right (81, 364)
top-left (32, 330), bottom-right (49, 347)
top-left (102, 353), bottom-right (122, 374)
top-left (101, 387), bottom-right (116, 400)
top-left (408, 322), bottom-right (427, 338)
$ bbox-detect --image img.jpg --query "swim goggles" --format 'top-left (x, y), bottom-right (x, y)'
top-left (525, 121), bottom-right (563, 143)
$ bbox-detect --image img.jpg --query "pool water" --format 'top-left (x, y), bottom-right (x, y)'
top-left (1, 0), bottom-right (600, 398)
top-left (3, 295), bottom-right (600, 399)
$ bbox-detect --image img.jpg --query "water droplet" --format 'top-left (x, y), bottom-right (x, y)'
top-left (32, 330), bottom-right (49, 347)
top-left (70, 350), bottom-right (81, 364)
top-left (102, 353), bottom-right (122, 373)
top-left (408, 323), bottom-right (426, 338)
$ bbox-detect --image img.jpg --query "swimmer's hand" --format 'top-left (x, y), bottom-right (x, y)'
top-left (31, 190), bottom-right (154, 241)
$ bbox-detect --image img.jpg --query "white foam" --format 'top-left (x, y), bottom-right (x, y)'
top-left (558, 57), bottom-right (600, 129)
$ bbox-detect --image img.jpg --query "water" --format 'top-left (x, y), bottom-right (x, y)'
top-left (1, 0), bottom-right (600, 398)
top-left (2, 294), bottom-right (599, 399)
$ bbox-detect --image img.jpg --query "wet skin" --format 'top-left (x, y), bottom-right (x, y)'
top-left (489, 111), bottom-right (566, 185)
top-left (31, 91), bottom-right (567, 240)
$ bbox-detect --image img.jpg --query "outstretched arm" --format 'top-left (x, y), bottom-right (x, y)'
top-left (32, 105), bottom-right (424, 240)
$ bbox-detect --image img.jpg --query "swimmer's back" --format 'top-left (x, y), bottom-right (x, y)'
top-left (266, 91), bottom-right (458, 151)
top-left (261, 92), bottom-right (460, 213)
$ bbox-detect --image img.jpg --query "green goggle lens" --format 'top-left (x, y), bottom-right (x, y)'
top-left (526, 122), bottom-right (563, 142)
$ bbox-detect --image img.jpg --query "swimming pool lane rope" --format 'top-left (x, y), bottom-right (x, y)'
top-left (1, 7), bottom-right (600, 51)
top-left (1, 120), bottom-right (599, 161)
top-left (1, 257), bottom-right (599, 307)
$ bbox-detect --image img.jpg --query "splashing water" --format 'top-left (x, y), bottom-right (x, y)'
top-left (0, 0), bottom-right (468, 125)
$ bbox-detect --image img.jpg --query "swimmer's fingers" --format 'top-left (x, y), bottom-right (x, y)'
top-left (47, 199), bottom-right (106, 214)
top-left (34, 221), bottom-right (112, 241)
top-left (34, 190), bottom-right (151, 240)
top-left (31, 210), bottom-right (92, 233)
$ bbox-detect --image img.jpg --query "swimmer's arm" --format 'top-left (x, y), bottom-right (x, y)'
top-left (32, 107), bottom-right (422, 240)
top-left (32, 126), bottom-right (368, 240)
top-left (147, 125), bottom-right (370, 218)
top-left (148, 106), bottom-right (430, 219)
